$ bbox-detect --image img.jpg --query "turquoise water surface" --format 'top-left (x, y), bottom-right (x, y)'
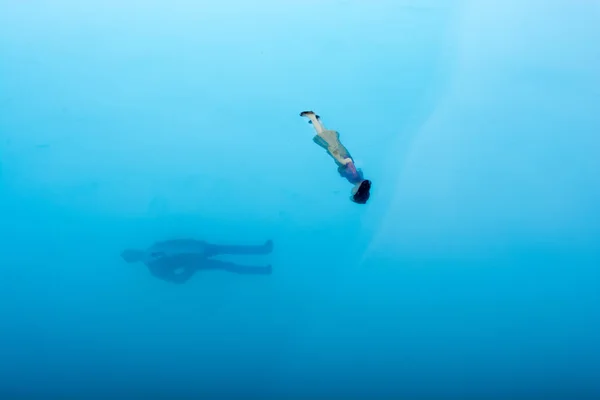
top-left (1, 1), bottom-right (599, 398)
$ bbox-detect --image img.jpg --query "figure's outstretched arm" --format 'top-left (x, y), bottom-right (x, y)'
top-left (330, 150), bottom-right (352, 166)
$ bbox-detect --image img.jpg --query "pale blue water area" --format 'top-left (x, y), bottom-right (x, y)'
top-left (1, 1), bottom-right (599, 398)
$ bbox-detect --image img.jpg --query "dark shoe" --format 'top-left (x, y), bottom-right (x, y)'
top-left (300, 111), bottom-right (321, 120)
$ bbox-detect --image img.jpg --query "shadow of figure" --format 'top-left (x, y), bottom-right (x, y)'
top-left (121, 239), bottom-right (273, 284)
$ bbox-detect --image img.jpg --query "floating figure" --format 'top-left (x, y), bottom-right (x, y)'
top-left (300, 111), bottom-right (371, 204)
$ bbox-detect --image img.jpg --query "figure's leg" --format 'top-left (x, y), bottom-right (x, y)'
top-left (300, 111), bottom-right (326, 135)
top-left (201, 259), bottom-right (272, 275)
top-left (204, 240), bottom-right (273, 257)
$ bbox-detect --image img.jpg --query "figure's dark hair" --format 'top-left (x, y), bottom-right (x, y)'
top-left (353, 180), bottom-right (371, 204)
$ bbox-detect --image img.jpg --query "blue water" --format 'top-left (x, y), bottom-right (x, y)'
top-left (1, 1), bottom-right (599, 398)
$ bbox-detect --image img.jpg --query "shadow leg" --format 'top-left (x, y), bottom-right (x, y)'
top-left (201, 259), bottom-right (272, 275)
top-left (204, 240), bottom-right (273, 257)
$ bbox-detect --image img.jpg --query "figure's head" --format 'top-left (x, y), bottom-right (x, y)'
top-left (121, 249), bottom-right (145, 263)
top-left (351, 180), bottom-right (371, 204)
